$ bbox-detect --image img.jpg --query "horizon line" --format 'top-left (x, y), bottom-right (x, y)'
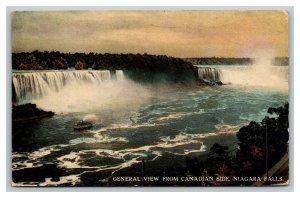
top-left (11, 51), bottom-right (289, 59)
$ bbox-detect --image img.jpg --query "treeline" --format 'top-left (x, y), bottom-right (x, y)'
top-left (186, 103), bottom-right (289, 185)
top-left (185, 56), bottom-right (289, 66)
top-left (12, 51), bottom-right (197, 83)
top-left (12, 51), bottom-right (193, 70)
top-left (184, 57), bottom-right (254, 65)
top-left (272, 57), bottom-right (289, 66)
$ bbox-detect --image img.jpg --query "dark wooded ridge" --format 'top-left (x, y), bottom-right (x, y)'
top-left (12, 51), bottom-right (197, 83)
top-left (12, 51), bottom-right (288, 83)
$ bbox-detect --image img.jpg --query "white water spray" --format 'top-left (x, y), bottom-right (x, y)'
top-left (197, 52), bottom-right (288, 89)
top-left (221, 54), bottom-right (288, 88)
top-left (82, 114), bottom-right (98, 122)
top-left (12, 70), bottom-right (153, 114)
top-left (33, 79), bottom-right (152, 114)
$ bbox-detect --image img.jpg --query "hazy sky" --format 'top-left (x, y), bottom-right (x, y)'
top-left (12, 10), bottom-right (288, 58)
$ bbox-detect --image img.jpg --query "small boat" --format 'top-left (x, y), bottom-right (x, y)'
top-left (74, 120), bottom-right (93, 131)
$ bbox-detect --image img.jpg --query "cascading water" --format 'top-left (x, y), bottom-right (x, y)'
top-left (12, 70), bottom-right (124, 104)
top-left (197, 65), bottom-right (288, 89)
top-left (116, 70), bottom-right (125, 81)
top-left (197, 67), bottom-right (222, 81)
top-left (12, 65), bottom-right (289, 187)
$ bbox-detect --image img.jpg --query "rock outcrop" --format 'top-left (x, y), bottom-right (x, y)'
top-left (12, 103), bottom-right (54, 122)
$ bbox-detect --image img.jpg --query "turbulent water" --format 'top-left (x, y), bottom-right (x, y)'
top-left (197, 65), bottom-right (288, 89)
top-left (12, 65), bottom-right (288, 186)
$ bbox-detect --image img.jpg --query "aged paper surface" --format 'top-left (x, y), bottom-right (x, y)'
top-left (11, 10), bottom-right (289, 187)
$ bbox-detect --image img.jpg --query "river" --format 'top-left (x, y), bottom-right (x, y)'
top-left (11, 65), bottom-right (288, 186)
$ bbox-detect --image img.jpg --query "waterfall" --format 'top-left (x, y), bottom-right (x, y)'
top-left (197, 65), bottom-right (288, 88)
top-left (116, 70), bottom-right (125, 81)
top-left (12, 70), bottom-right (124, 104)
top-left (197, 67), bottom-right (222, 81)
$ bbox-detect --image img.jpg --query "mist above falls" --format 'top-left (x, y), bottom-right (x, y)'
top-left (197, 56), bottom-right (288, 89)
top-left (33, 79), bottom-right (153, 114)
top-left (12, 70), bottom-right (153, 114)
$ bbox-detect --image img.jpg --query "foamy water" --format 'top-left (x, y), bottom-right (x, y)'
top-left (12, 65), bottom-right (288, 186)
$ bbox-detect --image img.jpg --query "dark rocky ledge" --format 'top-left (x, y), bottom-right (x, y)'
top-left (12, 103), bottom-right (54, 122)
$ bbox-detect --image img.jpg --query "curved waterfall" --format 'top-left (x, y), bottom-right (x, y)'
top-left (197, 67), bottom-right (222, 81)
top-left (197, 66), bottom-right (288, 87)
top-left (12, 70), bottom-right (124, 104)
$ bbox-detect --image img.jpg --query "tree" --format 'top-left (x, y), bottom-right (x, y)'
top-left (74, 61), bottom-right (84, 70)
top-left (210, 143), bottom-right (229, 158)
top-left (236, 103), bottom-right (289, 175)
top-left (60, 57), bottom-right (68, 68)
top-left (17, 63), bottom-right (28, 70)
top-left (52, 59), bottom-right (65, 70)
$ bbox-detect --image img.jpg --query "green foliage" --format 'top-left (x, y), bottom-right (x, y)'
top-left (236, 103), bottom-right (289, 175)
top-left (210, 143), bottom-right (229, 158)
top-left (185, 103), bottom-right (289, 185)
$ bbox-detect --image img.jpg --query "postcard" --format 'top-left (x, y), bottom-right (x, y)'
top-left (11, 10), bottom-right (289, 187)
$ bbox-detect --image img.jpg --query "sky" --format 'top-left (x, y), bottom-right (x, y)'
top-left (11, 10), bottom-right (288, 58)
